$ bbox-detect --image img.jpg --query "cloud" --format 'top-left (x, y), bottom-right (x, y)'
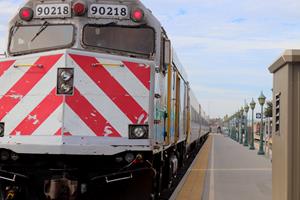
top-left (231, 18), bottom-right (247, 24)
top-left (192, 84), bottom-right (273, 118)
top-left (176, 9), bottom-right (187, 16)
top-left (0, 1), bottom-right (20, 17)
top-left (0, 37), bottom-right (5, 52)
top-left (0, 25), bottom-right (6, 32)
top-left (172, 36), bottom-right (300, 52)
top-left (0, 0), bottom-right (23, 52)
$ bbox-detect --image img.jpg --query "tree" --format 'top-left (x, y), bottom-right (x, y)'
top-left (264, 101), bottom-right (273, 118)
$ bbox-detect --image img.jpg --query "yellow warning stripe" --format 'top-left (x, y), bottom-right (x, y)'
top-left (92, 63), bottom-right (124, 67)
top-left (166, 63), bottom-right (172, 145)
top-left (186, 88), bottom-right (191, 144)
top-left (174, 72), bottom-right (180, 143)
top-left (176, 136), bottom-right (212, 200)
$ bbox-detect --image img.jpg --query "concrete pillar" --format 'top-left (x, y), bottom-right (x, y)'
top-left (269, 50), bottom-right (300, 200)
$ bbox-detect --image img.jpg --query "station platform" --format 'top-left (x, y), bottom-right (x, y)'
top-left (174, 133), bottom-right (272, 200)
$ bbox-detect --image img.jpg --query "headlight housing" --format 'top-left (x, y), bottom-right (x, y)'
top-left (129, 125), bottom-right (148, 139)
top-left (0, 123), bottom-right (4, 137)
top-left (57, 68), bottom-right (74, 95)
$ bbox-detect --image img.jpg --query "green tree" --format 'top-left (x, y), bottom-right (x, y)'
top-left (264, 101), bottom-right (273, 118)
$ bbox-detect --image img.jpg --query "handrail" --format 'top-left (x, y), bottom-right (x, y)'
top-left (14, 64), bottom-right (43, 68)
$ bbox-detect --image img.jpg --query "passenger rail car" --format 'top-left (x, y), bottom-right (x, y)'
top-left (0, 0), bottom-right (210, 199)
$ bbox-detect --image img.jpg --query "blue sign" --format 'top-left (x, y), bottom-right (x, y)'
top-left (256, 113), bottom-right (262, 119)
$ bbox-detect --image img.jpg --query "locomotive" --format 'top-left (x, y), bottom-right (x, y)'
top-left (0, 0), bottom-right (209, 199)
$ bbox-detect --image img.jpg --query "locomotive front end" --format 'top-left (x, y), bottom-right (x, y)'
top-left (0, 0), bottom-right (160, 199)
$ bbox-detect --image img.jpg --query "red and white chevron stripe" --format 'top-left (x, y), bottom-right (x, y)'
top-left (0, 54), bottom-right (64, 136)
top-left (66, 53), bottom-right (150, 137)
top-left (0, 52), bottom-right (151, 138)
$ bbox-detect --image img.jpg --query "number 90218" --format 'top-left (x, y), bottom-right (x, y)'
top-left (35, 4), bottom-right (71, 18)
top-left (89, 5), bottom-right (128, 18)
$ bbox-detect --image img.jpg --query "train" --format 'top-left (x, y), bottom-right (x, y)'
top-left (0, 0), bottom-right (210, 199)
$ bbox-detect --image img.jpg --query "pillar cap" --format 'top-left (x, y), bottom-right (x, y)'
top-left (269, 49), bottom-right (300, 73)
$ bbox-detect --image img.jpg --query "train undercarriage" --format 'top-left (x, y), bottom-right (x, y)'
top-left (0, 134), bottom-right (208, 200)
top-left (0, 151), bottom-right (156, 200)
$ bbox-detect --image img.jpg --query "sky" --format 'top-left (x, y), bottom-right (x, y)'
top-left (1, 0), bottom-right (300, 118)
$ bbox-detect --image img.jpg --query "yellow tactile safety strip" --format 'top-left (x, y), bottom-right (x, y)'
top-left (176, 136), bottom-right (213, 200)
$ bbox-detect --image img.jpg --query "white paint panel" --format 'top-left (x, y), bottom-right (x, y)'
top-left (72, 63), bottom-right (131, 137)
top-left (32, 105), bottom-right (63, 136)
top-left (63, 105), bottom-right (95, 137)
top-left (97, 57), bottom-right (149, 111)
top-left (2, 57), bottom-right (64, 135)
top-left (0, 57), bottom-right (38, 95)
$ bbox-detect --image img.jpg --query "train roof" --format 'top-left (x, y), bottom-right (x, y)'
top-left (9, 0), bottom-right (161, 29)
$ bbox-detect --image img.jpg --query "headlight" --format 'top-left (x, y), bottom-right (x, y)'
top-left (133, 127), bottom-right (146, 138)
top-left (0, 150), bottom-right (10, 161)
top-left (124, 153), bottom-right (135, 163)
top-left (60, 71), bottom-right (73, 81)
top-left (60, 83), bottom-right (72, 93)
top-left (129, 125), bottom-right (148, 139)
top-left (11, 152), bottom-right (19, 161)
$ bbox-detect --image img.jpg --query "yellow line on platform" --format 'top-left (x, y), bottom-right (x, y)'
top-left (176, 136), bottom-right (213, 200)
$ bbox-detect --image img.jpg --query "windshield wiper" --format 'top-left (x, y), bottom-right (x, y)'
top-left (31, 21), bottom-right (49, 42)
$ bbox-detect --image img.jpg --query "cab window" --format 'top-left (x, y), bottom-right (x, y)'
top-left (9, 24), bottom-right (74, 55)
top-left (83, 25), bottom-right (155, 57)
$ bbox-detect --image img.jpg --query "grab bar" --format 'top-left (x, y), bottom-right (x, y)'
top-left (105, 174), bottom-right (133, 183)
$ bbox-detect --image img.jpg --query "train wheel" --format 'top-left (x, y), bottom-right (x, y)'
top-left (152, 168), bottom-right (162, 200)
top-left (153, 153), bottom-right (164, 200)
top-left (0, 185), bottom-right (4, 200)
top-left (167, 164), bottom-right (173, 189)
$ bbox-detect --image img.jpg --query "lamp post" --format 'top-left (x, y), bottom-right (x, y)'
top-left (236, 111), bottom-right (240, 142)
top-left (243, 104), bottom-right (249, 146)
top-left (234, 113), bottom-right (238, 141)
top-left (258, 92), bottom-right (266, 155)
top-left (249, 99), bottom-right (256, 150)
top-left (226, 116), bottom-right (229, 137)
top-left (232, 118), bottom-right (235, 140)
top-left (230, 117), bottom-right (234, 139)
top-left (239, 107), bottom-right (244, 144)
top-left (229, 118), bottom-right (233, 139)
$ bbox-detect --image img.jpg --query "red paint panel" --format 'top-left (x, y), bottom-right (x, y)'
top-left (54, 128), bottom-right (62, 136)
top-left (63, 132), bottom-right (72, 136)
top-left (66, 88), bottom-right (121, 137)
top-left (0, 54), bottom-right (63, 120)
top-left (11, 89), bottom-right (63, 136)
top-left (54, 128), bottom-right (72, 136)
top-left (123, 61), bottom-right (151, 90)
top-left (69, 54), bottom-right (148, 124)
top-left (0, 60), bottom-right (15, 77)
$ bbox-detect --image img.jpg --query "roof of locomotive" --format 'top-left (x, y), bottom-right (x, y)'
top-left (7, 0), bottom-right (163, 60)
top-left (9, 0), bottom-right (162, 31)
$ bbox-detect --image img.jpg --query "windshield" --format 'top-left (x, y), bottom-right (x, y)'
top-left (83, 25), bottom-right (155, 56)
top-left (9, 24), bottom-right (74, 55)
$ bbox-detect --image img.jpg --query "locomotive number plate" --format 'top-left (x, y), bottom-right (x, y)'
top-left (35, 4), bottom-right (71, 18)
top-left (89, 4), bottom-right (129, 19)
